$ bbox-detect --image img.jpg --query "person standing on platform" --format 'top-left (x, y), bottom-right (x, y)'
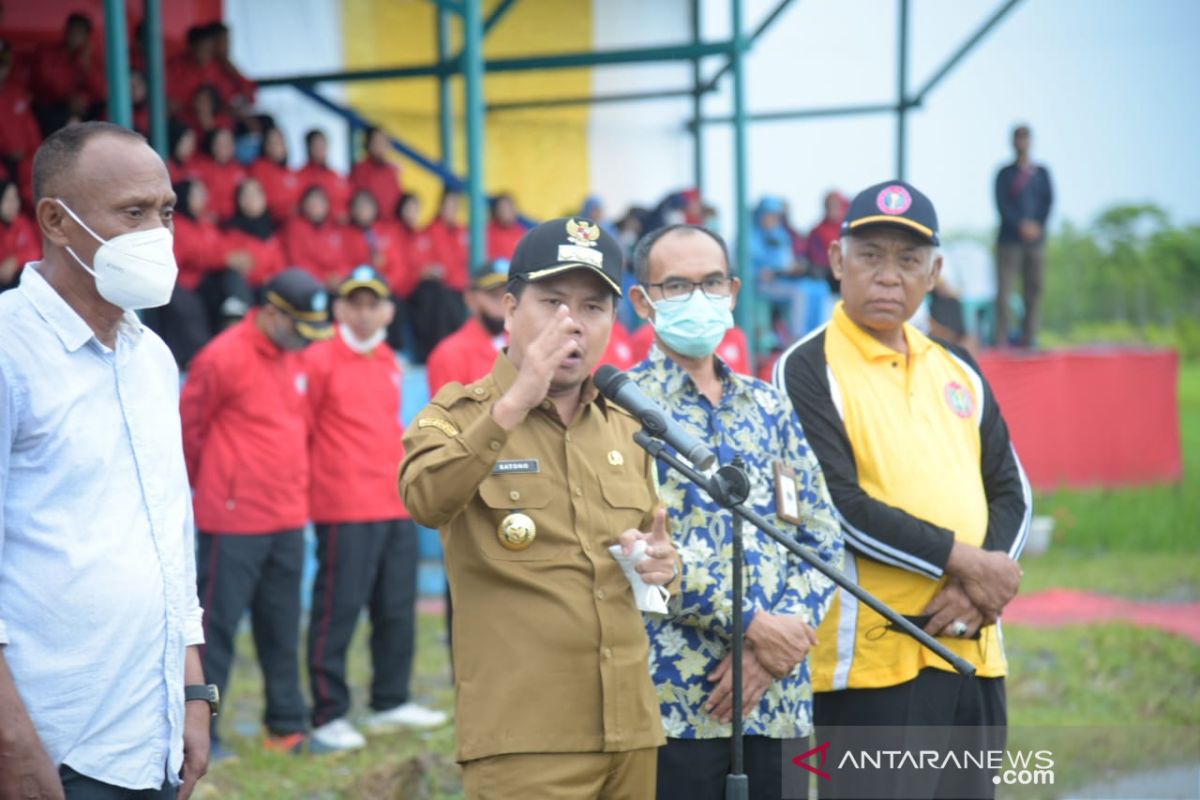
top-left (994, 124), bottom-right (1053, 347)
top-left (400, 218), bottom-right (679, 799)
top-left (628, 224), bottom-right (842, 800)
top-left (305, 266), bottom-right (447, 753)
top-left (774, 180), bottom-right (1031, 799)
top-left (181, 268), bottom-right (333, 757)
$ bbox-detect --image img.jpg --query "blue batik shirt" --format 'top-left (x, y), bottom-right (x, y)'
top-left (629, 345), bottom-right (843, 739)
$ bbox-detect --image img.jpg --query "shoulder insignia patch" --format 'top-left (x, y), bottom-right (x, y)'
top-left (418, 417), bottom-right (459, 437)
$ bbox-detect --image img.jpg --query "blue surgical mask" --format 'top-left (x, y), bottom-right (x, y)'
top-left (643, 288), bottom-right (734, 358)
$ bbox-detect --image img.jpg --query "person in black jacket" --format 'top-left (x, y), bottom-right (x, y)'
top-left (994, 124), bottom-right (1053, 347)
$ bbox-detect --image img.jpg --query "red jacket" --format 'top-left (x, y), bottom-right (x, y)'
top-left (30, 43), bottom-right (105, 106)
top-left (249, 158), bottom-right (302, 223)
top-left (1, 214), bottom-right (40, 268)
top-left (426, 316), bottom-right (503, 395)
top-left (173, 214), bottom-right (228, 290)
top-left (387, 222), bottom-right (434, 298)
top-left (349, 158), bottom-right (402, 221)
top-left (486, 221), bottom-right (525, 261)
top-left (424, 218), bottom-right (468, 291)
top-left (0, 79), bottom-right (41, 160)
top-left (597, 319), bottom-right (638, 371)
top-left (282, 217), bottom-right (351, 284)
top-left (343, 223), bottom-right (410, 288)
top-left (168, 156), bottom-right (199, 185)
top-left (191, 156), bottom-right (247, 222)
top-left (180, 312), bottom-right (311, 533)
top-left (296, 163), bottom-right (352, 222)
top-left (629, 324), bottom-right (752, 375)
top-left (223, 228), bottom-right (286, 287)
top-left (304, 332), bottom-right (408, 523)
top-left (166, 54), bottom-right (220, 107)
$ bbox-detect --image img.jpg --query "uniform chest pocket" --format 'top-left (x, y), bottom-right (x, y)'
top-left (476, 476), bottom-right (561, 561)
top-left (599, 476), bottom-right (653, 533)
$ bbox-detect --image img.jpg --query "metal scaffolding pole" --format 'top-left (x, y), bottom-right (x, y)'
top-left (731, 0), bottom-right (755, 365)
top-left (102, 0), bottom-right (131, 128)
top-left (142, 0), bottom-right (167, 156)
top-left (463, 0), bottom-right (486, 268)
top-left (437, 7), bottom-right (455, 170)
top-left (690, 0), bottom-right (705, 196)
top-left (896, 0), bottom-right (910, 180)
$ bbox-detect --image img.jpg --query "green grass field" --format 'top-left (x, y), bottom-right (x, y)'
top-left (200, 365), bottom-right (1200, 799)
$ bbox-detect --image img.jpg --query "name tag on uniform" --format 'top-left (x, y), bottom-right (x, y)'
top-left (774, 461), bottom-right (803, 525)
top-left (492, 459), bottom-right (541, 475)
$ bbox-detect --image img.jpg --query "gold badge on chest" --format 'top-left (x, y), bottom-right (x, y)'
top-left (498, 512), bottom-right (537, 551)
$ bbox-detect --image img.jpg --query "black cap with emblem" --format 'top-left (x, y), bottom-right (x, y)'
top-left (841, 180), bottom-right (940, 246)
top-left (263, 267), bottom-right (333, 341)
top-left (508, 216), bottom-right (624, 296)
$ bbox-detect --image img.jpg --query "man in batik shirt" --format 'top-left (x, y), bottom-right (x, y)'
top-left (627, 224), bottom-right (843, 800)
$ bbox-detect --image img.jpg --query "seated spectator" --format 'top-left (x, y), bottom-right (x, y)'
top-left (30, 13), bottom-right (105, 135)
top-left (407, 189), bottom-right (468, 363)
top-left (209, 21), bottom-right (256, 112)
top-left (752, 195), bottom-right (813, 342)
top-left (166, 122), bottom-right (199, 184)
top-left (485, 191), bottom-right (526, 261)
top-left (182, 84), bottom-right (235, 140)
top-left (192, 127), bottom-right (246, 222)
top-left (224, 178), bottom-right (287, 287)
top-left (147, 179), bottom-right (250, 366)
top-left (388, 192), bottom-right (432, 300)
top-left (129, 70), bottom-right (150, 136)
top-left (423, 187), bottom-right (468, 292)
top-left (283, 185), bottom-right (349, 287)
top-left (167, 24), bottom-right (219, 115)
top-left (350, 126), bottom-right (401, 221)
top-left (806, 190), bottom-right (849, 292)
top-left (0, 41), bottom-right (40, 177)
top-left (0, 178), bottom-right (37, 291)
top-left (345, 189), bottom-right (409, 282)
top-left (580, 195), bottom-right (616, 235)
top-left (297, 129), bottom-right (351, 221)
top-left (250, 126), bottom-right (301, 222)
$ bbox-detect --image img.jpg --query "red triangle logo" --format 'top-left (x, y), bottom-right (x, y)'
top-left (792, 740), bottom-right (832, 780)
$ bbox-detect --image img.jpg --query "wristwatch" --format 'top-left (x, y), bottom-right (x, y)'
top-left (185, 684), bottom-right (221, 717)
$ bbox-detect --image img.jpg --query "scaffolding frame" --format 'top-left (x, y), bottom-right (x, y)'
top-left (107, 0), bottom-right (1024, 363)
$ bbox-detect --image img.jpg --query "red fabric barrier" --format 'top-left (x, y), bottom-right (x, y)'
top-left (975, 348), bottom-right (1182, 490)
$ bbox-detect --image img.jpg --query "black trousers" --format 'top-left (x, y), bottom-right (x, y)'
top-left (197, 529), bottom-right (308, 740)
top-left (656, 736), bottom-right (782, 800)
top-left (405, 279), bottom-right (466, 364)
top-left (813, 668), bottom-right (1007, 799)
top-left (59, 766), bottom-right (172, 800)
top-left (307, 519), bottom-right (419, 727)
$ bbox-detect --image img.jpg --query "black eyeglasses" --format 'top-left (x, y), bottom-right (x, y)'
top-left (642, 275), bottom-right (734, 302)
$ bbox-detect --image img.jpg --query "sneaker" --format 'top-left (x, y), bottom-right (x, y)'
top-left (262, 731), bottom-right (308, 754)
top-left (362, 702), bottom-right (449, 732)
top-left (310, 718), bottom-right (367, 753)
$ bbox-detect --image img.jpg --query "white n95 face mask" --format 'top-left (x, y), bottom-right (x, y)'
top-left (57, 199), bottom-right (179, 311)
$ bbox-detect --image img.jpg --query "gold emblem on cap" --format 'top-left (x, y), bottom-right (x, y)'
top-left (608, 450), bottom-right (624, 466)
top-left (498, 513), bottom-right (536, 551)
top-left (565, 218), bottom-right (600, 248)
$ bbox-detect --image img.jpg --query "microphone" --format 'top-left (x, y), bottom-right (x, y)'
top-left (594, 365), bottom-right (717, 470)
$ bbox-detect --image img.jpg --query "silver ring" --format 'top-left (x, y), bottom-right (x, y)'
top-left (950, 620), bottom-right (969, 638)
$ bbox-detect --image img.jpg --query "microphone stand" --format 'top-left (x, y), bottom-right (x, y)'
top-left (632, 431), bottom-right (976, 800)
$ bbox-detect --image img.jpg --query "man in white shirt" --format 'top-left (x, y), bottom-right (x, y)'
top-left (0, 122), bottom-right (212, 799)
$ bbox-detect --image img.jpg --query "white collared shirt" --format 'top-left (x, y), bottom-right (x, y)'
top-left (0, 266), bottom-right (204, 790)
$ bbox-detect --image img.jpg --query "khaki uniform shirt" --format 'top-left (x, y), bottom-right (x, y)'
top-left (400, 353), bottom-right (670, 762)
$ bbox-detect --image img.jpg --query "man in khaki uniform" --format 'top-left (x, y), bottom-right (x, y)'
top-left (400, 217), bottom-right (680, 799)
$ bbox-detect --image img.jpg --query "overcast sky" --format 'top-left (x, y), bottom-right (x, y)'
top-left (693, 0), bottom-right (1200, 235)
